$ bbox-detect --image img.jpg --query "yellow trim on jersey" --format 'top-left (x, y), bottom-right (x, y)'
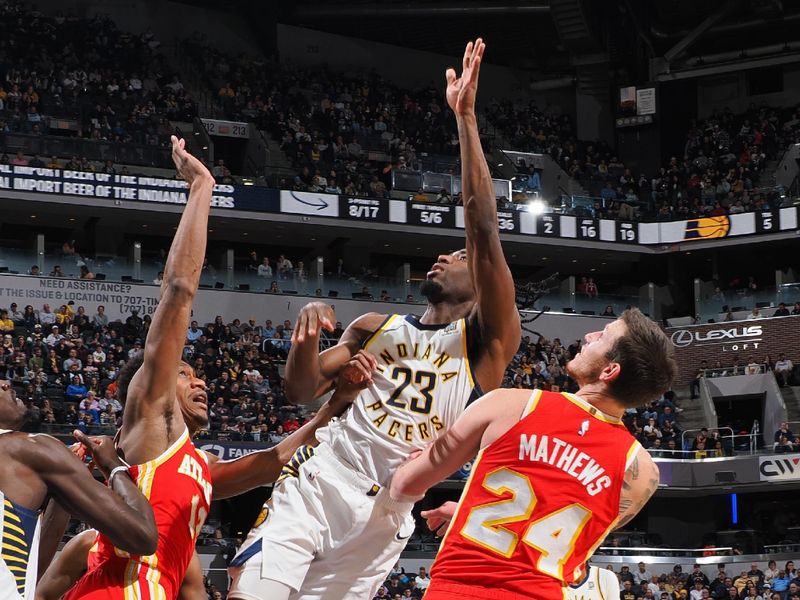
top-left (459, 318), bottom-right (475, 390)
top-left (523, 389), bottom-right (543, 417)
top-left (362, 315), bottom-right (397, 351)
top-left (625, 441), bottom-right (641, 470)
top-left (561, 393), bottom-right (622, 425)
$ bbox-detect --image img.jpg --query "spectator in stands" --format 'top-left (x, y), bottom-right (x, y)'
top-left (635, 562), bottom-right (653, 586)
top-left (793, 303), bottom-right (800, 316)
top-left (775, 354), bottom-right (794, 387)
top-left (774, 422), bottom-right (795, 445)
top-left (774, 303), bottom-right (790, 317)
top-left (92, 305), bottom-right (108, 329)
top-left (747, 307), bottom-right (763, 320)
top-left (745, 357), bottom-right (761, 375)
top-left (257, 257), bottom-right (273, 278)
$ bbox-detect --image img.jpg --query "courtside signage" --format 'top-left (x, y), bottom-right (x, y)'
top-left (759, 454), bottom-right (800, 481)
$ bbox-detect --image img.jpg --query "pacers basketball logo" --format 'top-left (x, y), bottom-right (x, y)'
top-left (684, 216), bottom-right (730, 240)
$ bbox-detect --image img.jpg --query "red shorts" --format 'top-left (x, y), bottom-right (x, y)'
top-left (425, 579), bottom-right (562, 600)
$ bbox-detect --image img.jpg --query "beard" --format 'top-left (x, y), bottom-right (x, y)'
top-left (420, 279), bottom-right (445, 304)
top-left (565, 355), bottom-right (604, 386)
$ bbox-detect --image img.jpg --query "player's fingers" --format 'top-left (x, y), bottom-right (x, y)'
top-left (355, 349), bottom-right (377, 371)
top-left (472, 37), bottom-right (484, 65)
top-left (307, 312), bottom-right (318, 337)
top-left (445, 68), bottom-right (457, 86)
top-left (470, 50), bottom-right (483, 83)
top-left (294, 313), bottom-right (307, 343)
top-left (463, 40), bottom-right (473, 72)
top-left (73, 429), bottom-right (92, 449)
top-left (436, 522), bottom-right (449, 536)
top-left (353, 351), bottom-right (374, 372)
top-left (347, 362), bottom-right (372, 383)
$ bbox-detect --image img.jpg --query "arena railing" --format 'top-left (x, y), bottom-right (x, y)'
top-left (679, 426), bottom-right (762, 456)
top-left (593, 546), bottom-right (734, 558)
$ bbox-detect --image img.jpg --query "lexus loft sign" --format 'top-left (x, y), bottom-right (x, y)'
top-left (670, 325), bottom-right (763, 350)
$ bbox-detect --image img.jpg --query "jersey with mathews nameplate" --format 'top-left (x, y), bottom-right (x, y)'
top-left (317, 314), bottom-right (481, 486)
top-left (429, 390), bottom-right (639, 599)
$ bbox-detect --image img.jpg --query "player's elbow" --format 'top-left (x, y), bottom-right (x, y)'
top-left (128, 524), bottom-right (159, 556)
top-left (162, 277), bottom-right (196, 303)
top-left (127, 508), bottom-right (159, 555)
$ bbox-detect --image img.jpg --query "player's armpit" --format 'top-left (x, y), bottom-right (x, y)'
top-left (35, 528), bottom-right (96, 600)
top-left (615, 446), bottom-right (660, 529)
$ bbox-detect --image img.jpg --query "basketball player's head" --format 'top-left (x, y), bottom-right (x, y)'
top-left (117, 355), bottom-right (209, 434)
top-left (0, 379), bottom-right (26, 430)
top-left (566, 308), bottom-right (676, 408)
top-left (420, 249), bottom-right (475, 305)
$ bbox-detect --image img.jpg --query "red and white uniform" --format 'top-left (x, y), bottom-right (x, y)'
top-left (65, 428), bottom-right (211, 600)
top-left (428, 390), bottom-right (639, 600)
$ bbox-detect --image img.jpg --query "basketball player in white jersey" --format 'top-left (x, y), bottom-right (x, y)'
top-left (228, 39), bottom-right (521, 600)
top-left (567, 565), bottom-right (621, 600)
top-left (0, 379), bottom-right (158, 600)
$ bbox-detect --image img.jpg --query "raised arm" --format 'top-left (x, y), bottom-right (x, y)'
top-left (285, 303), bottom-right (384, 405)
top-left (124, 136), bottom-right (214, 424)
top-left (32, 433), bottom-right (158, 556)
top-left (210, 352), bottom-right (374, 498)
top-left (390, 388), bottom-right (525, 499)
top-left (615, 445), bottom-right (660, 529)
top-left (448, 40), bottom-right (520, 386)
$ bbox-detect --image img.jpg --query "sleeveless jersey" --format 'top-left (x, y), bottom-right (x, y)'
top-left (317, 314), bottom-right (480, 486)
top-left (0, 431), bottom-right (41, 600)
top-left (430, 390), bottom-right (639, 599)
top-left (567, 566), bottom-right (620, 600)
top-left (65, 428), bottom-right (212, 600)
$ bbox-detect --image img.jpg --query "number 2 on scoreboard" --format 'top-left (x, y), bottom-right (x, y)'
top-left (460, 467), bottom-right (592, 579)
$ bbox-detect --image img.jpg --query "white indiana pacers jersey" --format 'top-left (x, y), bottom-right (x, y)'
top-left (0, 432), bottom-right (42, 600)
top-left (317, 314), bottom-right (481, 486)
top-left (567, 566), bottom-right (620, 600)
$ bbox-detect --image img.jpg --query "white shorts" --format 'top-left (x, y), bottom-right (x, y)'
top-left (228, 443), bottom-right (416, 600)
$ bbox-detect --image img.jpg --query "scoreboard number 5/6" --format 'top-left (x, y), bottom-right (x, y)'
top-left (461, 467), bottom-right (592, 579)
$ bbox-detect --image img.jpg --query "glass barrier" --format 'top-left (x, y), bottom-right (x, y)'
top-left (0, 246), bottom-right (421, 304)
top-left (573, 293), bottom-right (644, 317)
top-left (696, 285), bottom-right (795, 323)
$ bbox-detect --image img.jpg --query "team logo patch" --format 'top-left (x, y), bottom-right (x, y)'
top-left (253, 506), bottom-right (269, 528)
top-left (684, 216), bottom-right (730, 241)
top-left (367, 484), bottom-right (381, 497)
top-left (578, 419), bottom-right (590, 436)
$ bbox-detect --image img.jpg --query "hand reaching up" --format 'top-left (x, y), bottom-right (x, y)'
top-left (446, 38), bottom-right (485, 117)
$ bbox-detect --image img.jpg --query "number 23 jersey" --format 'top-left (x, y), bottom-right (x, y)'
top-left (317, 314), bottom-right (481, 486)
top-left (432, 390), bottom-right (639, 597)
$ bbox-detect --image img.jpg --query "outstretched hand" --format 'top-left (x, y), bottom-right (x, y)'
top-left (446, 38), bottom-right (485, 116)
top-left (171, 135), bottom-right (214, 188)
top-left (73, 430), bottom-right (124, 481)
top-left (421, 501), bottom-right (458, 537)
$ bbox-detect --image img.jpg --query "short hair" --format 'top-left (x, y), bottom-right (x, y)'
top-left (605, 308), bottom-right (677, 409)
top-left (116, 353), bottom-right (145, 403)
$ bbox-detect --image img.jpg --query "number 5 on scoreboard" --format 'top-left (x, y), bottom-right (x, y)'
top-left (460, 467), bottom-right (591, 579)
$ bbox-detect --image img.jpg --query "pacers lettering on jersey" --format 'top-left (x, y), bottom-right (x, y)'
top-left (518, 434), bottom-right (611, 497)
top-left (177, 454), bottom-right (212, 504)
top-left (366, 398), bottom-right (444, 442)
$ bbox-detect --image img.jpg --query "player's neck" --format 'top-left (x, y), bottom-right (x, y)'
top-left (574, 384), bottom-right (625, 419)
top-left (419, 300), bottom-right (472, 326)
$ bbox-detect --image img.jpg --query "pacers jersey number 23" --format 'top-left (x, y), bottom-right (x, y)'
top-left (317, 314), bottom-right (481, 486)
